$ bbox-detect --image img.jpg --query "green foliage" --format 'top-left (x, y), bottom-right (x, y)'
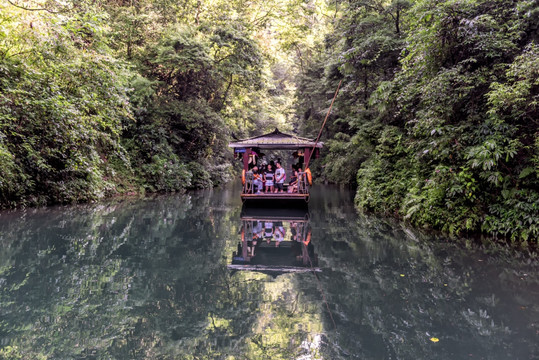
top-left (484, 188), bottom-right (539, 243)
top-left (208, 162), bottom-right (235, 186)
top-left (186, 161), bottom-right (212, 189)
top-left (0, 346), bottom-right (22, 360)
top-left (0, 6), bottom-right (133, 207)
top-left (139, 155), bottom-right (192, 192)
top-left (0, 0), bottom-right (279, 208)
top-left (2, 0), bottom-right (537, 246)
top-left (0, 345), bottom-right (46, 360)
top-left (388, 0), bottom-right (538, 242)
top-left (295, 0), bottom-right (539, 244)
top-left (355, 126), bottom-right (417, 214)
top-left (323, 132), bottom-right (369, 185)
top-left (121, 22), bottom-right (264, 191)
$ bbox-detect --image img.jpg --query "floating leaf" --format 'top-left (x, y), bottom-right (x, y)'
top-left (430, 337), bottom-right (440, 343)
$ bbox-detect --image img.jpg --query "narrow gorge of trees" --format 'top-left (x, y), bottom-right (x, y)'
top-left (0, 0), bottom-right (537, 244)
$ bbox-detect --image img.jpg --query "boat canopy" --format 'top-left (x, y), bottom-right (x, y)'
top-left (228, 128), bottom-right (323, 150)
top-left (230, 128), bottom-right (322, 203)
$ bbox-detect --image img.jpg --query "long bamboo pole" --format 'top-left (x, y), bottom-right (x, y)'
top-left (305, 79), bottom-right (343, 168)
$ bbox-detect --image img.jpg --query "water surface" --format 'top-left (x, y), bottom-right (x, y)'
top-left (0, 184), bottom-right (537, 359)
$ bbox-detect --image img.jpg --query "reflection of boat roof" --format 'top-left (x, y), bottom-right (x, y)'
top-left (240, 207), bottom-right (309, 222)
top-left (230, 242), bottom-right (319, 275)
top-left (227, 264), bottom-right (321, 274)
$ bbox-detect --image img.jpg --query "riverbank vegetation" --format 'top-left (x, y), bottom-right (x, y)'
top-left (1, 0), bottom-right (537, 244)
top-left (0, 0), bottom-right (296, 206)
top-left (295, 0), bottom-right (538, 245)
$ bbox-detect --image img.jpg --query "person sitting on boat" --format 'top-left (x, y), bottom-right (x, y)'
top-left (264, 221), bottom-right (274, 243)
top-left (274, 162), bottom-right (286, 193)
top-left (264, 164), bottom-right (275, 193)
top-left (287, 165), bottom-right (299, 193)
top-left (274, 223), bottom-right (285, 247)
top-left (252, 166), bottom-right (263, 193)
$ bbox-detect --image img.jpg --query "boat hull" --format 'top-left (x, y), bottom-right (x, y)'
top-left (241, 193), bottom-right (309, 208)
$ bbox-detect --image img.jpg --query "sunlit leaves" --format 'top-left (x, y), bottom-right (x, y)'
top-left (487, 43), bottom-right (539, 123)
top-left (0, 2), bottom-right (134, 206)
top-left (466, 138), bottom-right (519, 172)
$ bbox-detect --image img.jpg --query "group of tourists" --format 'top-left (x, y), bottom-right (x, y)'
top-left (249, 161), bottom-right (300, 194)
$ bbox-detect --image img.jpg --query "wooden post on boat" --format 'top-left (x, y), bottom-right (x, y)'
top-left (242, 148), bottom-right (251, 171)
top-left (303, 147), bottom-right (311, 170)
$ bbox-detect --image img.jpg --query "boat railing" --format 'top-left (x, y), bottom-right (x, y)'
top-left (297, 171), bottom-right (309, 194)
top-left (241, 170), bottom-right (310, 195)
top-left (243, 171), bottom-right (255, 194)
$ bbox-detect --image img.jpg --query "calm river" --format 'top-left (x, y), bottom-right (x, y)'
top-left (0, 184), bottom-right (537, 359)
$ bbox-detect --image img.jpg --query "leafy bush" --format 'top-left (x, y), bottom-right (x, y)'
top-left (139, 156), bottom-right (192, 192)
top-left (209, 163), bottom-right (235, 186)
top-left (0, 8), bottom-right (133, 207)
top-left (187, 162), bottom-right (213, 189)
top-left (299, 0), bottom-right (539, 244)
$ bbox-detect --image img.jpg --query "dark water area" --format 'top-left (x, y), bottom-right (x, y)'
top-left (0, 183), bottom-right (537, 359)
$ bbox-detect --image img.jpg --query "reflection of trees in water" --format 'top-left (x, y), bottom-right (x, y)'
top-left (0, 194), bottom-right (248, 359)
top-left (308, 191), bottom-right (538, 360)
top-left (0, 192), bottom-right (324, 359)
top-left (0, 186), bottom-right (537, 359)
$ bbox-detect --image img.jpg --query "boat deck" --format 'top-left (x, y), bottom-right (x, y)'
top-left (241, 192), bottom-right (309, 201)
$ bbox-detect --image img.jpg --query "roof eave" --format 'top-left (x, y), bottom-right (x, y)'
top-left (228, 142), bottom-right (323, 149)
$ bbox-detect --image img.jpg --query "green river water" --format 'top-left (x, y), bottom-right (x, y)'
top-left (0, 183), bottom-right (537, 359)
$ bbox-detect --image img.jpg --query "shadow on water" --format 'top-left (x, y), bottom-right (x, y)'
top-left (0, 183), bottom-right (537, 359)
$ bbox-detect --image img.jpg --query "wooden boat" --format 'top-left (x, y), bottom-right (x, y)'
top-left (228, 128), bottom-right (323, 204)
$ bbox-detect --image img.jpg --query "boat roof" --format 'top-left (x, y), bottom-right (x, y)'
top-left (228, 128), bottom-right (323, 150)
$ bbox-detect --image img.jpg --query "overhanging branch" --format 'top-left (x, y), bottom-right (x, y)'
top-left (5, 0), bottom-right (72, 13)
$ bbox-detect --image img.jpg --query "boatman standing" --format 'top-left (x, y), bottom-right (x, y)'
top-left (274, 162), bottom-right (285, 193)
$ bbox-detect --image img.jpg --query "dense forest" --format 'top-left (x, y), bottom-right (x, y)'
top-left (0, 0), bottom-right (537, 244)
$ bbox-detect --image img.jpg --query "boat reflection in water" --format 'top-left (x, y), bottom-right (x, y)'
top-left (228, 207), bottom-right (320, 275)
